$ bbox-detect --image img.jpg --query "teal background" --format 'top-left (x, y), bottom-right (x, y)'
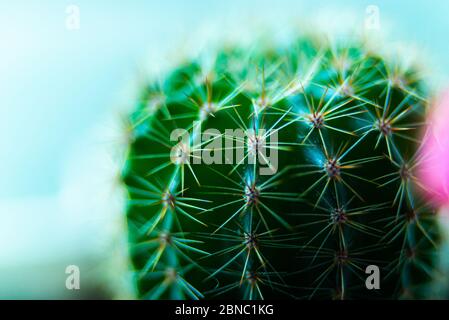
top-left (0, 0), bottom-right (448, 298)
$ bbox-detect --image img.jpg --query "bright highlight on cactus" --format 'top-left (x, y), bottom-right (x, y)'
top-left (122, 34), bottom-right (441, 300)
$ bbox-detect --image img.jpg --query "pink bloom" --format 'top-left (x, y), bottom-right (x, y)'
top-left (418, 90), bottom-right (449, 207)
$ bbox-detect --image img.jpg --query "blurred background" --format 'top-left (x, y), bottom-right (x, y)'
top-left (1, 0), bottom-right (449, 299)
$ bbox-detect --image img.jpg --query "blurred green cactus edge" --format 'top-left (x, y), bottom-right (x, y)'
top-left (122, 33), bottom-right (442, 300)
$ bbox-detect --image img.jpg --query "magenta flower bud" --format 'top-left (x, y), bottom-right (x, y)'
top-left (418, 90), bottom-right (449, 207)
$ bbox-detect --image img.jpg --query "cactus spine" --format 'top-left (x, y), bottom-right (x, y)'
top-left (123, 34), bottom-right (441, 299)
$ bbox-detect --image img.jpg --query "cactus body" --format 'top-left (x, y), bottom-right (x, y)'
top-left (123, 34), bottom-right (441, 299)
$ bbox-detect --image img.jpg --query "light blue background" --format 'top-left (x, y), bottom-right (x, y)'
top-left (0, 0), bottom-right (448, 297)
top-left (2, 0), bottom-right (449, 197)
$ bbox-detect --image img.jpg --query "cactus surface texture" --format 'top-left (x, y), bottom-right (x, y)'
top-left (123, 34), bottom-right (441, 300)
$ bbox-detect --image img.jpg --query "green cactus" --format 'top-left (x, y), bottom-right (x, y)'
top-left (122, 34), bottom-right (441, 300)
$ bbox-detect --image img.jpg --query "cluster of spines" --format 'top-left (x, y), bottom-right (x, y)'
top-left (123, 35), bottom-right (440, 300)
